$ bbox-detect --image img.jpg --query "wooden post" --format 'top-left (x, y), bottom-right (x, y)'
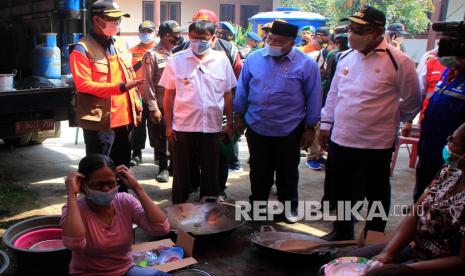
top-left (235, 0), bottom-right (241, 26)
top-left (153, 0), bottom-right (161, 26)
top-left (426, 0), bottom-right (442, 51)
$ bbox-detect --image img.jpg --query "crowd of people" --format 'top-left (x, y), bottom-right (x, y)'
top-left (62, 0), bottom-right (465, 274)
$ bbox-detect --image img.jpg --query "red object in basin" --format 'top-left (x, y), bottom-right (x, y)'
top-left (14, 228), bottom-right (64, 250)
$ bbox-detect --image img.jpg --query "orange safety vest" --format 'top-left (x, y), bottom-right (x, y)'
top-left (74, 35), bottom-right (141, 131)
top-left (420, 57), bottom-right (446, 121)
top-left (130, 42), bottom-right (154, 101)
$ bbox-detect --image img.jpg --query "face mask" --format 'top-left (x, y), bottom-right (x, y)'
top-left (319, 39), bottom-right (329, 47)
top-left (265, 41), bottom-right (291, 57)
top-left (139, 33), bottom-right (154, 44)
top-left (169, 34), bottom-right (183, 46)
top-left (190, 39), bottom-right (211, 55)
top-left (349, 32), bottom-right (372, 52)
top-left (442, 144), bottom-right (465, 168)
top-left (85, 185), bottom-right (118, 206)
top-left (439, 56), bottom-right (459, 68)
top-left (97, 17), bottom-right (119, 37)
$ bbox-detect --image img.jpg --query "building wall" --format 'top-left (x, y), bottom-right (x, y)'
top-left (118, 0), bottom-right (272, 46)
top-left (445, 0), bottom-right (465, 21)
top-left (119, 0), bottom-right (272, 33)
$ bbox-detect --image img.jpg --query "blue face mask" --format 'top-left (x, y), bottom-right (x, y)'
top-left (265, 43), bottom-right (284, 57)
top-left (85, 185), bottom-right (118, 206)
top-left (139, 33), bottom-right (154, 44)
top-left (443, 144), bottom-right (465, 168)
top-left (190, 39), bottom-right (211, 55)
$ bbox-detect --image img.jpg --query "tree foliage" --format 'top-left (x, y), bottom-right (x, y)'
top-left (281, 0), bottom-right (433, 34)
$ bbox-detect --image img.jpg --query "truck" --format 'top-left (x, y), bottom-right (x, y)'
top-left (0, 0), bottom-right (87, 147)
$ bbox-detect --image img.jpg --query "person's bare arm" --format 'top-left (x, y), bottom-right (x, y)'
top-left (116, 165), bottom-right (166, 223)
top-left (408, 236), bottom-right (465, 275)
top-left (62, 172), bottom-right (86, 238)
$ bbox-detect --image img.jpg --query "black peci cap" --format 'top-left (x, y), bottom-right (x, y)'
top-left (270, 20), bottom-right (298, 38)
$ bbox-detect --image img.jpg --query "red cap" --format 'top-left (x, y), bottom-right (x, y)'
top-left (192, 9), bottom-right (219, 24)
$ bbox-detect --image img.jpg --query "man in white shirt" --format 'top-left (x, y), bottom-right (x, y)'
top-left (159, 20), bottom-right (237, 203)
top-left (319, 6), bottom-right (421, 241)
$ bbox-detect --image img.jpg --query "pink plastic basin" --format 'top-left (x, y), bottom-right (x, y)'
top-left (13, 228), bottom-right (64, 250)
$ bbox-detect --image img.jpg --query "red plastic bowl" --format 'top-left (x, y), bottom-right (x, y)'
top-left (13, 228), bottom-right (64, 250)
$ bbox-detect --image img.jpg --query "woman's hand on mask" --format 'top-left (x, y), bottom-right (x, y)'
top-left (115, 165), bottom-right (142, 190)
top-left (65, 172), bottom-right (85, 197)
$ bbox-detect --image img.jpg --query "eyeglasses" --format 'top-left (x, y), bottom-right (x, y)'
top-left (347, 25), bottom-right (375, 35)
top-left (447, 135), bottom-right (464, 148)
top-left (86, 179), bottom-right (119, 190)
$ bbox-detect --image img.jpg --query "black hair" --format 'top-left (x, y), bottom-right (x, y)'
top-left (78, 154), bottom-right (115, 178)
top-left (188, 20), bottom-right (216, 36)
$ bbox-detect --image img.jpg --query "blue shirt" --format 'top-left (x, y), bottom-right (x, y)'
top-left (420, 68), bottom-right (465, 162)
top-left (234, 47), bottom-right (322, 136)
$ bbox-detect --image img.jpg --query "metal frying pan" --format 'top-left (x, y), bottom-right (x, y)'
top-left (164, 198), bottom-right (245, 236)
top-left (250, 226), bottom-right (340, 256)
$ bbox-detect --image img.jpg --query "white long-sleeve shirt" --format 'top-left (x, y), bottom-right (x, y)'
top-left (321, 39), bottom-right (421, 149)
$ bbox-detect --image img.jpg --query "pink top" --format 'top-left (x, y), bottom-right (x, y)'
top-left (60, 193), bottom-right (170, 276)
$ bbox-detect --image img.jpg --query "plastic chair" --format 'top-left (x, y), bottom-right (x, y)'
top-left (390, 135), bottom-right (419, 176)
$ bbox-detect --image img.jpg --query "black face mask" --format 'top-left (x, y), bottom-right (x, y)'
top-left (319, 39), bottom-right (329, 46)
top-left (168, 34), bottom-right (183, 45)
top-left (217, 32), bottom-right (230, 41)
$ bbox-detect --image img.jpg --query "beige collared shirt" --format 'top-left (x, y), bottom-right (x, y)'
top-left (321, 39), bottom-right (421, 149)
top-left (158, 48), bottom-right (237, 133)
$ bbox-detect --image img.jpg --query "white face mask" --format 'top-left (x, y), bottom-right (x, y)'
top-left (139, 32), bottom-right (154, 44)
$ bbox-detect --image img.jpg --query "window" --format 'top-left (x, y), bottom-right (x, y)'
top-left (161, 1), bottom-right (181, 23)
top-left (143, 1), bottom-right (154, 21)
top-left (220, 4), bottom-right (235, 22)
top-left (143, 1), bottom-right (181, 23)
top-left (240, 5), bottom-right (259, 28)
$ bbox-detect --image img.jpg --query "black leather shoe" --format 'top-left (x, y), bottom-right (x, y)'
top-left (321, 230), bottom-right (355, 241)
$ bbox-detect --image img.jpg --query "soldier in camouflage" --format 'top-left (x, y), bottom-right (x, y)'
top-left (142, 20), bottom-right (185, 182)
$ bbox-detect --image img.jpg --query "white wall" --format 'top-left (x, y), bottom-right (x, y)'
top-left (445, 0), bottom-right (465, 21)
top-left (403, 39), bottom-right (428, 64)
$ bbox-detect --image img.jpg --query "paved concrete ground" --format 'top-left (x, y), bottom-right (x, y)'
top-left (0, 122), bottom-right (417, 275)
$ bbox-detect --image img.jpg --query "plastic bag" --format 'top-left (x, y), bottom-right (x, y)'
top-left (157, 246), bottom-right (184, 264)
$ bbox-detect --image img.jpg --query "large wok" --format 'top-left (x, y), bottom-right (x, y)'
top-left (250, 226), bottom-right (345, 257)
top-left (164, 198), bottom-right (245, 237)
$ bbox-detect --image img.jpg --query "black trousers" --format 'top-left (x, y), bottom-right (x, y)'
top-left (83, 125), bottom-right (133, 192)
top-left (131, 103), bottom-right (170, 165)
top-left (414, 156), bottom-right (443, 202)
top-left (246, 123), bottom-right (303, 211)
top-left (131, 103), bottom-right (149, 154)
top-left (171, 132), bottom-right (220, 203)
top-left (326, 141), bottom-right (392, 233)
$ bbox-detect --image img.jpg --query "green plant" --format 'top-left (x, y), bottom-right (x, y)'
top-left (281, 0), bottom-right (433, 34)
top-left (234, 23), bottom-right (252, 47)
